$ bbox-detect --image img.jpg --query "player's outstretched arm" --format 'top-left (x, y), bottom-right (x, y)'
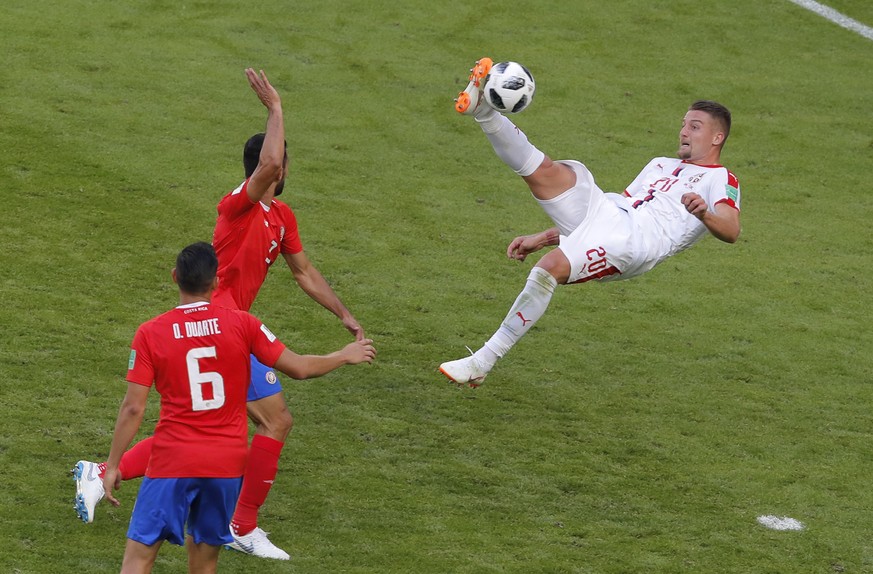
top-left (244, 68), bottom-right (285, 203)
top-left (272, 339), bottom-right (376, 380)
top-left (507, 227), bottom-right (561, 261)
top-left (681, 193), bottom-right (741, 243)
top-left (282, 251), bottom-right (365, 340)
top-left (103, 382), bottom-right (150, 506)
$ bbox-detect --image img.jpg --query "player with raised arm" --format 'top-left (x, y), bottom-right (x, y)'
top-left (74, 68), bottom-right (366, 560)
top-left (103, 242), bottom-right (374, 573)
top-left (440, 58), bottom-right (741, 386)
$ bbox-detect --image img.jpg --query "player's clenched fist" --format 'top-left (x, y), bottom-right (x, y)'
top-left (681, 192), bottom-right (708, 219)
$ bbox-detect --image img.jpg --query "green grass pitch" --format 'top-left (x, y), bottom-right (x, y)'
top-left (2, 1), bottom-right (873, 572)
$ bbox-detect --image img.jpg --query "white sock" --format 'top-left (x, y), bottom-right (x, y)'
top-left (480, 267), bottom-right (558, 363)
top-left (473, 102), bottom-right (498, 121)
top-left (476, 113), bottom-right (545, 176)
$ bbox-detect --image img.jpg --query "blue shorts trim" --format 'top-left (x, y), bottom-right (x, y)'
top-left (127, 477), bottom-right (242, 547)
top-left (248, 355), bottom-right (283, 401)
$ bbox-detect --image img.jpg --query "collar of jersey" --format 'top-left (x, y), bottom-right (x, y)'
top-left (681, 160), bottom-right (723, 169)
top-left (176, 302), bottom-right (210, 310)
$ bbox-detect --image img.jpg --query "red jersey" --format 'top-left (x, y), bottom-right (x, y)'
top-left (212, 179), bottom-right (303, 311)
top-left (126, 303), bottom-right (286, 478)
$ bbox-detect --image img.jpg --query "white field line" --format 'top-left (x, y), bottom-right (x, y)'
top-left (787, 0), bottom-right (873, 40)
top-left (756, 515), bottom-right (806, 531)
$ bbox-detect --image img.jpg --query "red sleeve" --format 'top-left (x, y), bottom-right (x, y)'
top-left (278, 203), bottom-right (303, 255)
top-left (217, 180), bottom-right (257, 221)
top-left (126, 324), bottom-right (155, 388)
top-left (244, 313), bottom-right (287, 367)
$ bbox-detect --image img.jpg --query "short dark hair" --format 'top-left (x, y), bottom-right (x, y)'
top-left (689, 100), bottom-right (731, 143)
top-left (243, 133), bottom-right (288, 178)
top-left (175, 242), bottom-right (218, 295)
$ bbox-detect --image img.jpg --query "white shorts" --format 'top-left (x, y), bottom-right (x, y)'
top-left (535, 160), bottom-right (636, 284)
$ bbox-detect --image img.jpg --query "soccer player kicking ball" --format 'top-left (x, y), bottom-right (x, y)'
top-left (440, 57), bottom-right (741, 387)
top-left (74, 68), bottom-right (366, 560)
top-left (103, 242), bottom-right (375, 574)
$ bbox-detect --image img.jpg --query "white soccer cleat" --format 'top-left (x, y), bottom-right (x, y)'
top-left (439, 354), bottom-right (489, 388)
top-left (72, 460), bottom-right (105, 524)
top-left (226, 526), bottom-right (291, 561)
top-left (454, 57), bottom-right (493, 116)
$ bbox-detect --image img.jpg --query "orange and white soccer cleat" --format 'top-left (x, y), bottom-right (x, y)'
top-left (454, 57), bottom-right (493, 115)
top-left (439, 353), bottom-right (489, 388)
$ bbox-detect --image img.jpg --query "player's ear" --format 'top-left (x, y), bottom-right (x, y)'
top-left (211, 276), bottom-right (219, 291)
top-left (712, 132), bottom-right (725, 147)
top-left (171, 268), bottom-right (179, 285)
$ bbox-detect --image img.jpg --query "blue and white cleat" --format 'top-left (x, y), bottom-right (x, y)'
top-left (72, 460), bottom-right (104, 524)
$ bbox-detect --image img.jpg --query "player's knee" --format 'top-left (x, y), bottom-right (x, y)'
top-left (248, 395), bottom-right (294, 441)
top-left (535, 252), bottom-right (570, 284)
top-left (261, 406), bottom-right (293, 441)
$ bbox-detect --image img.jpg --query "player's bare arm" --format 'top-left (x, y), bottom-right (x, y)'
top-left (103, 382), bottom-right (150, 506)
top-left (244, 68), bottom-right (285, 203)
top-left (272, 339), bottom-right (376, 380)
top-left (681, 192), bottom-right (741, 243)
top-left (507, 227), bottom-right (561, 261)
top-left (282, 251), bottom-right (365, 340)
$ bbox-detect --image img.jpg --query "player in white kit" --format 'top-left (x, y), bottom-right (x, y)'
top-left (440, 57), bottom-right (742, 387)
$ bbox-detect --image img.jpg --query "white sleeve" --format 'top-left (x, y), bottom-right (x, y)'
top-left (705, 168), bottom-right (740, 211)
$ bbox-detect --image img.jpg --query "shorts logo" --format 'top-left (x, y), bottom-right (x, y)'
top-left (265, 371), bottom-right (278, 385)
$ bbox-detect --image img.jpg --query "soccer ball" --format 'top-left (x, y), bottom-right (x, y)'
top-left (483, 61), bottom-right (535, 114)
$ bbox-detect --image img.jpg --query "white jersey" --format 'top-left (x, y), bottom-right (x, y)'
top-left (616, 157), bottom-right (740, 277)
top-left (543, 158), bottom-right (740, 284)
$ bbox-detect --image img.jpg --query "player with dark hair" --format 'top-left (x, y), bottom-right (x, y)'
top-left (440, 58), bottom-right (741, 386)
top-left (74, 69), bottom-right (366, 560)
top-left (103, 242), bottom-right (374, 573)
top-left (173, 242), bottom-right (219, 294)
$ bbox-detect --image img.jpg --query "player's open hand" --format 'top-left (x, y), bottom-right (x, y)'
top-left (681, 192), bottom-right (708, 219)
top-left (245, 68), bottom-right (281, 111)
top-left (103, 468), bottom-right (123, 507)
top-left (343, 338), bottom-right (376, 365)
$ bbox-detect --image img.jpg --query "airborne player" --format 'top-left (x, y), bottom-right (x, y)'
top-left (441, 57), bottom-right (741, 387)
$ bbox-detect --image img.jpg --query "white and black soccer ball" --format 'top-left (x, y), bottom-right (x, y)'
top-left (483, 61), bottom-right (535, 114)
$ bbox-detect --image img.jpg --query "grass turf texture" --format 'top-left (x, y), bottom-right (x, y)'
top-left (2, 0), bottom-right (873, 572)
